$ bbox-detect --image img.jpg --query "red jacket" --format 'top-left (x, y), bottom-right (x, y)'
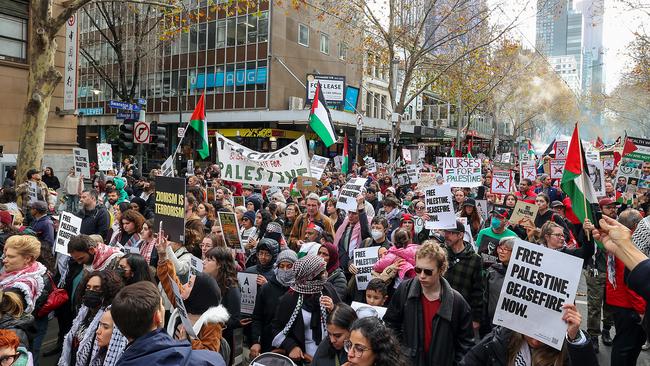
top-left (515, 189), bottom-right (537, 204)
top-left (606, 257), bottom-right (646, 314)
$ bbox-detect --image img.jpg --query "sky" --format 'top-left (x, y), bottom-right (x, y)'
top-left (493, 0), bottom-right (647, 93)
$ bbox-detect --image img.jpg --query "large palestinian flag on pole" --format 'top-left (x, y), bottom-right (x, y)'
top-left (189, 93), bottom-right (210, 159)
top-left (560, 123), bottom-right (598, 223)
top-left (309, 82), bottom-right (338, 147)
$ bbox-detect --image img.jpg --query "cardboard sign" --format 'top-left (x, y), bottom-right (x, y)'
top-left (336, 178), bottom-right (367, 212)
top-left (353, 247), bottom-right (380, 290)
top-left (587, 160), bottom-right (606, 197)
top-left (215, 133), bottom-right (311, 187)
top-left (153, 176), bottom-right (186, 243)
top-left (475, 199), bottom-right (488, 221)
top-left (508, 200), bottom-right (539, 226)
top-left (237, 272), bottom-right (258, 315)
top-left (190, 255), bottom-right (203, 276)
top-left (520, 162), bottom-right (537, 182)
top-left (442, 158), bottom-right (482, 187)
top-left (493, 239), bottom-right (582, 350)
top-left (424, 184), bottom-right (456, 230)
top-left (168, 275), bottom-right (198, 339)
top-left (73, 148), bottom-right (91, 177)
top-left (161, 155), bottom-right (175, 177)
top-left (550, 159), bottom-right (565, 179)
top-left (54, 211), bottom-right (82, 256)
top-left (28, 181), bottom-right (38, 204)
top-left (554, 141), bottom-right (568, 160)
top-left (350, 301), bottom-right (387, 319)
top-left (297, 176), bottom-right (318, 191)
top-left (491, 170), bottom-right (512, 194)
top-left (96, 143), bottom-right (113, 171)
top-left (309, 155), bottom-right (329, 179)
top-left (406, 164), bottom-right (419, 184)
top-left (218, 212), bottom-right (244, 251)
top-left (417, 172), bottom-right (439, 190)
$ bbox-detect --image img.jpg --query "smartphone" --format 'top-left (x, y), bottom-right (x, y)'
top-left (158, 220), bottom-right (164, 238)
top-left (590, 203), bottom-right (603, 229)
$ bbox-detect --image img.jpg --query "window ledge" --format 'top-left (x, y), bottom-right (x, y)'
top-left (0, 59), bottom-right (29, 70)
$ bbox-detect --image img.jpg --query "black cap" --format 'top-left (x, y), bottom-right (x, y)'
top-left (550, 200), bottom-right (564, 208)
top-left (490, 207), bottom-right (509, 218)
top-left (444, 220), bottom-right (465, 233)
top-left (462, 197), bottom-right (476, 207)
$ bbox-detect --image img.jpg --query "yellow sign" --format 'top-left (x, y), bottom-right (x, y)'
top-left (209, 128), bottom-right (315, 140)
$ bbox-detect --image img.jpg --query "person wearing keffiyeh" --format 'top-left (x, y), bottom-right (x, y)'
top-left (0, 235), bottom-right (47, 314)
top-left (271, 255), bottom-right (341, 362)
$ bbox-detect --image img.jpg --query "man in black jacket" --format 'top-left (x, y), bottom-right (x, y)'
top-left (77, 189), bottom-right (110, 241)
top-left (384, 240), bottom-right (474, 366)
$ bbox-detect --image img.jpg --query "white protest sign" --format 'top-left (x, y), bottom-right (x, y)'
top-left (215, 133), bottom-right (311, 187)
top-left (190, 255), bottom-right (203, 276)
top-left (28, 182), bottom-right (38, 204)
top-left (475, 199), bottom-right (488, 221)
top-left (550, 159), bottom-right (565, 179)
top-left (333, 155), bottom-right (343, 170)
top-left (493, 239), bottom-right (582, 350)
top-left (406, 164), bottom-right (419, 184)
top-left (365, 157), bottom-right (377, 173)
top-left (309, 155), bottom-right (329, 179)
top-left (336, 178), bottom-right (367, 212)
top-left (402, 148), bottom-right (412, 163)
top-left (186, 160), bottom-right (194, 176)
top-left (161, 155), bottom-right (175, 177)
top-left (603, 159), bottom-right (614, 171)
top-left (520, 162), bottom-right (537, 181)
top-left (442, 158), bottom-right (482, 187)
top-left (417, 172), bottom-right (439, 190)
top-left (424, 184), bottom-right (456, 229)
top-left (353, 247), bottom-right (380, 290)
top-left (554, 141), bottom-right (568, 159)
top-left (587, 160), bottom-right (606, 197)
top-left (168, 275), bottom-right (198, 339)
top-left (54, 211), bottom-right (82, 256)
top-left (265, 186), bottom-right (281, 199)
top-left (350, 301), bottom-right (387, 319)
top-left (237, 272), bottom-right (258, 315)
top-left (73, 148), bottom-right (91, 177)
top-left (96, 143), bottom-right (113, 171)
top-left (491, 170), bottom-right (512, 194)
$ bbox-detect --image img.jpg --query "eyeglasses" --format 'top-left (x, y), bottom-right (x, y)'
top-left (414, 267), bottom-right (435, 276)
top-left (416, 206), bottom-right (426, 210)
top-left (549, 233), bottom-right (564, 238)
top-left (344, 340), bottom-right (369, 357)
top-left (0, 354), bottom-right (19, 366)
top-left (496, 245), bottom-right (512, 252)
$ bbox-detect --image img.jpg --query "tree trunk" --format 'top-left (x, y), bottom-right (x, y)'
top-left (16, 2), bottom-right (62, 186)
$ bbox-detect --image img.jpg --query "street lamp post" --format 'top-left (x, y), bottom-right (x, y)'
top-left (390, 57), bottom-right (400, 166)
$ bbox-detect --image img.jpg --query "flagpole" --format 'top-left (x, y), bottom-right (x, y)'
top-left (575, 122), bottom-right (591, 240)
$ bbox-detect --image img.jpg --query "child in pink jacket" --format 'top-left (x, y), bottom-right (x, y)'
top-left (373, 228), bottom-right (419, 280)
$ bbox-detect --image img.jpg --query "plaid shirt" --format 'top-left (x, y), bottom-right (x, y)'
top-left (443, 242), bottom-right (484, 322)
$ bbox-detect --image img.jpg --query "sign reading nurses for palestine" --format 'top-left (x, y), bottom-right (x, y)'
top-left (442, 158), bottom-right (482, 187)
top-left (154, 176), bottom-right (186, 243)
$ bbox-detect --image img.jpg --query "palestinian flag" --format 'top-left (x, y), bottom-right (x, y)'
top-left (342, 133), bottom-right (349, 174)
top-left (467, 138), bottom-right (473, 158)
top-left (189, 93), bottom-right (210, 159)
top-left (527, 139), bottom-right (535, 156)
top-left (560, 124), bottom-right (598, 224)
top-left (309, 82), bottom-right (337, 147)
top-left (595, 136), bottom-right (604, 149)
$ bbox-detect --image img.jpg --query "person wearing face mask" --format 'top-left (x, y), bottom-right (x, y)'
top-left (58, 270), bottom-right (124, 366)
top-left (475, 208), bottom-right (518, 268)
top-left (249, 250), bottom-right (297, 358)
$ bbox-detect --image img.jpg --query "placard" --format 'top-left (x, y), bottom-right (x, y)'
top-left (350, 301), bottom-right (387, 319)
top-left (615, 136), bottom-right (650, 191)
top-left (550, 159), bottom-right (565, 179)
top-left (265, 186), bottom-right (281, 199)
top-left (508, 200), bottom-right (539, 226)
top-left (424, 184), bottom-right (456, 230)
top-left (365, 157), bottom-right (377, 173)
top-left (336, 178), bottom-right (367, 212)
top-left (161, 155), bottom-right (174, 177)
top-left (554, 141), bottom-right (568, 159)
top-left (186, 160), bottom-right (194, 176)
top-left (309, 155), bottom-right (329, 179)
top-left (406, 164), bottom-right (419, 184)
top-left (54, 211), bottom-right (82, 255)
top-left (233, 196), bottom-right (245, 207)
top-left (353, 247), bottom-right (380, 290)
top-left (475, 199), bottom-right (488, 221)
top-left (218, 211), bottom-right (244, 251)
top-left (153, 176), bottom-right (186, 243)
top-left (297, 176), bottom-right (318, 191)
top-left (417, 172), bottom-right (439, 190)
top-left (28, 182), bottom-right (38, 204)
top-left (603, 159), bottom-right (615, 171)
top-left (520, 162), bottom-right (537, 181)
top-left (402, 148), bottom-right (412, 163)
top-left (215, 133), bottom-right (311, 187)
top-left (190, 255), bottom-right (203, 276)
top-left (73, 148), bottom-right (91, 177)
top-left (493, 239), bottom-right (582, 350)
top-left (442, 158), bottom-right (482, 187)
top-left (168, 275), bottom-right (198, 339)
top-left (237, 272), bottom-right (258, 315)
top-left (491, 170), bottom-right (512, 194)
top-left (96, 143), bottom-right (113, 171)
top-left (333, 155), bottom-right (343, 170)
top-left (587, 160), bottom-right (606, 197)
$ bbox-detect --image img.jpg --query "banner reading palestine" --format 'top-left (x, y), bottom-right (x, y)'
top-left (154, 176), bottom-right (186, 243)
top-left (215, 132), bottom-right (311, 187)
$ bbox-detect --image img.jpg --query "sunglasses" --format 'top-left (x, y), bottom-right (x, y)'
top-left (414, 267), bottom-right (435, 276)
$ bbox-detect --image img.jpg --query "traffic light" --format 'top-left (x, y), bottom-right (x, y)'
top-left (149, 121), bottom-right (168, 152)
top-left (118, 118), bottom-right (136, 153)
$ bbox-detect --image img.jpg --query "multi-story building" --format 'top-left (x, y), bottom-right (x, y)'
top-left (549, 55), bottom-right (582, 95)
top-left (0, 0), bottom-right (79, 182)
top-left (75, 1), bottom-right (392, 166)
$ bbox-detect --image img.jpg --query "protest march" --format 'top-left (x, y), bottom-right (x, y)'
top-left (3, 107), bottom-right (650, 366)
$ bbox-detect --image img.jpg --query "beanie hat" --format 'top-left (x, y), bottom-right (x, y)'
top-left (276, 249), bottom-right (298, 265)
top-left (0, 211), bottom-right (11, 226)
top-left (242, 211), bottom-right (256, 223)
top-left (185, 272), bottom-right (222, 315)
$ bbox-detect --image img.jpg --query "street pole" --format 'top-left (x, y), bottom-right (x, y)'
top-left (355, 114), bottom-right (362, 163)
top-left (390, 57), bottom-right (399, 166)
top-left (455, 91), bottom-right (463, 155)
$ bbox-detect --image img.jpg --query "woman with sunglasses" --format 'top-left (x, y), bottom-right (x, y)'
top-left (343, 316), bottom-right (407, 366)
